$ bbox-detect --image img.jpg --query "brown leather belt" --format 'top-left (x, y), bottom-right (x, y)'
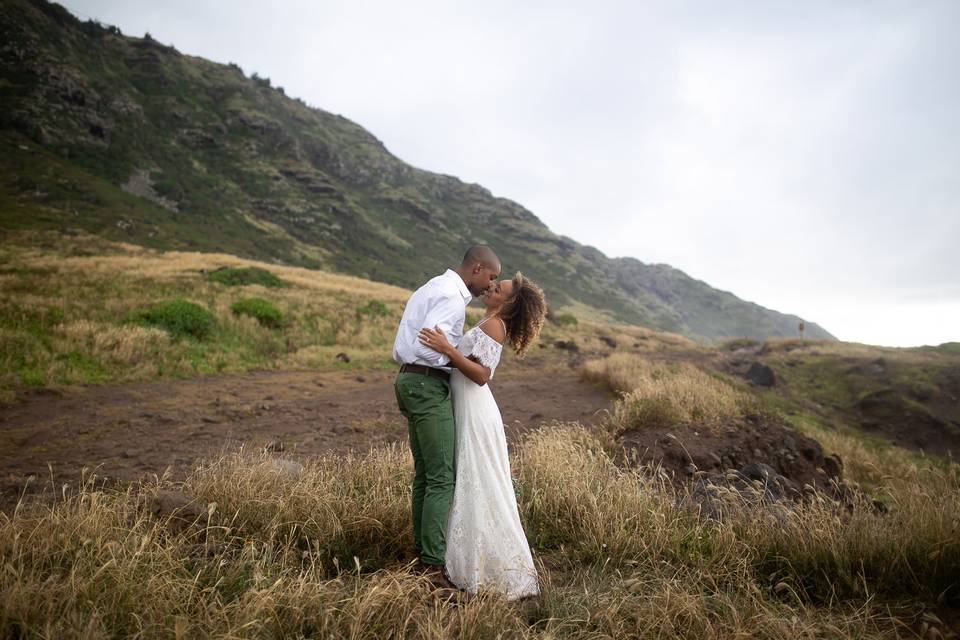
top-left (399, 363), bottom-right (450, 382)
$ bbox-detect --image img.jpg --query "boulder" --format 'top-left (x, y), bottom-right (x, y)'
top-left (746, 362), bottom-right (776, 386)
top-left (684, 463), bottom-right (799, 522)
top-left (554, 340), bottom-right (579, 353)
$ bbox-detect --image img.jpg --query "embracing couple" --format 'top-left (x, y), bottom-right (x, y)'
top-left (392, 245), bottom-right (546, 601)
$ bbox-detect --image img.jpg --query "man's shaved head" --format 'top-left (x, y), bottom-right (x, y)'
top-left (456, 245), bottom-right (501, 297)
top-left (461, 245), bottom-right (500, 271)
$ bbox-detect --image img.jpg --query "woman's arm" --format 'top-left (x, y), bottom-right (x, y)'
top-left (418, 326), bottom-right (492, 386)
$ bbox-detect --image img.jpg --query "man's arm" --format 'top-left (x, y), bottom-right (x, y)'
top-left (412, 293), bottom-right (464, 366)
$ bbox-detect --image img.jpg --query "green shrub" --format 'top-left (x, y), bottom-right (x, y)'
top-left (207, 266), bottom-right (287, 288)
top-left (231, 297), bottom-right (284, 328)
top-left (134, 299), bottom-right (215, 339)
top-left (552, 312), bottom-right (578, 327)
top-left (356, 300), bottom-right (390, 318)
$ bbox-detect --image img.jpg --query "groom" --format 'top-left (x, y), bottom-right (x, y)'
top-left (393, 245), bottom-right (501, 586)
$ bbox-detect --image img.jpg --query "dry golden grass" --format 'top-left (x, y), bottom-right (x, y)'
top-left (583, 354), bottom-right (758, 434)
top-left (1, 425), bottom-right (954, 638)
top-left (544, 317), bottom-right (701, 355)
top-left (0, 230), bottom-right (699, 401)
top-left (0, 232), bottom-right (413, 398)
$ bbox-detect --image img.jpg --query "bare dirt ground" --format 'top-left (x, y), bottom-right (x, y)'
top-left (0, 354), bottom-right (614, 509)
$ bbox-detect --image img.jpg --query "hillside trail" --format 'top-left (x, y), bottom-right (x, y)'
top-left (0, 354), bottom-right (614, 509)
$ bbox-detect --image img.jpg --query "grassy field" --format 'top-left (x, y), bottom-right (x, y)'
top-left (0, 424), bottom-right (956, 638)
top-left (0, 230), bottom-right (694, 404)
top-left (2, 231), bottom-right (958, 637)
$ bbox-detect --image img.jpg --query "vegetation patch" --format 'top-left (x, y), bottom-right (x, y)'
top-left (583, 354), bottom-right (757, 434)
top-left (719, 336), bottom-right (760, 351)
top-left (133, 299), bottom-right (215, 340)
top-left (1, 426), bottom-right (956, 638)
top-left (207, 266), bottom-right (288, 288)
top-left (230, 297), bottom-right (284, 329)
top-left (355, 299), bottom-right (390, 318)
top-left (551, 312), bottom-right (579, 327)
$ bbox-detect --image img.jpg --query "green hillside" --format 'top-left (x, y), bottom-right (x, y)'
top-left (0, 0), bottom-right (835, 343)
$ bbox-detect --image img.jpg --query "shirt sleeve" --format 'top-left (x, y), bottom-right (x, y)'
top-left (412, 293), bottom-right (465, 366)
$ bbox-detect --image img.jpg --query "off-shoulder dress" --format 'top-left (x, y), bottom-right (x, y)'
top-left (444, 316), bottom-right (540, 600)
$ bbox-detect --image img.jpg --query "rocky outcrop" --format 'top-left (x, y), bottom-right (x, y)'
top-left (121, 169), bottom-right (179, 212)
top-left (618, 411), bottom-right (841, 491)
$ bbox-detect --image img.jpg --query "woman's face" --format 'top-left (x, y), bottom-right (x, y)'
top-left (481, 278), bottom-right (513, 310)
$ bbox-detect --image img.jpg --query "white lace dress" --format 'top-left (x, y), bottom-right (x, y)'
top-left (444, 318), bottom-right (540, 601)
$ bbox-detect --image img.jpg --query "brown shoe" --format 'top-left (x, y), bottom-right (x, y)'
top-left (419, 562), bottom-right (456, 590)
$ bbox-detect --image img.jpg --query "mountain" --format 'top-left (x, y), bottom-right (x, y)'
top-left (0, 0), bottom-right (835, 343)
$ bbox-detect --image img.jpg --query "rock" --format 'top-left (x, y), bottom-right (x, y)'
top-left (138, 490), bottom-right (207, 532)
top-left (355, 375), bottom-right (366, 383)
top-left (554, 340), bottom-right (579, 353)
top-left (746, 362), bottom-right (776, 387)
top-left (201, 415), bottom-right (220, 424)
top-left (599, 335), bottom-right (617, 349)
top-left (121, 168), bottom-right (179, 212)
top-left (684, 462), bottom-right (799, 522)
top-left (822, 454), bottom-right (842, 478)
top-left (335, 352), bottom-right (351, 363)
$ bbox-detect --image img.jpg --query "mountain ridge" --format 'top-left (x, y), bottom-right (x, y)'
top-left (0, 0), bottom-right (835, 343)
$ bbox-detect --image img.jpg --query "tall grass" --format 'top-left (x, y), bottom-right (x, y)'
top-left (1, 425), bottom-right (955, 638)
top-left (583, 354), bottom-right (758, 434)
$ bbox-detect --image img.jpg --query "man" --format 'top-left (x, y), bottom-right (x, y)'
top-left (393, 245), bottom-right (501, 588)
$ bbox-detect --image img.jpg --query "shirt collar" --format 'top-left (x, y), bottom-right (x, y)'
top-left (445, 269), bottom-right (473, 303)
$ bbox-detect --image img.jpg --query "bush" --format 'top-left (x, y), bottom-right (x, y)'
top-left (552, 312), bottom-right (578, 327)
top-left (231, 297), bottom-right (284, 329)
top-left (135, 299), bottom-right (215, 339)
top-left (207, 266), bottom-right (287, 288)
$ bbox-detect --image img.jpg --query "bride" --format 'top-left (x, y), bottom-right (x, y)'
top-left (418, 271), bottom-right (546, 601)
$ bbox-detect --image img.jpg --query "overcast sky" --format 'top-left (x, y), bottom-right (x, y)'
top-left (62, 1), bottom-right (959, 347)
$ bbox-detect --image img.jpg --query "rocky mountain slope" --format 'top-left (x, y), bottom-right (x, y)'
top-left (0, 0), bottom-right (835, 343)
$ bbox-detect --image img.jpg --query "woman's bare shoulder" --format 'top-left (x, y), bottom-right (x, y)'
top-left (478, 316), bottom-right (506, 345)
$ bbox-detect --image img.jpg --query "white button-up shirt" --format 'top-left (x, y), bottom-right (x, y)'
top-left (393, 269), bottom-right (472, 370)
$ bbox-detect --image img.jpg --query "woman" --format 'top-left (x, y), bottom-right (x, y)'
top-left (418, 271), bottom-right (546, 601)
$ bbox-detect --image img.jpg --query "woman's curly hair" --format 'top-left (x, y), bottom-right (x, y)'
top-left (499, 272), bottom-right (546, 358)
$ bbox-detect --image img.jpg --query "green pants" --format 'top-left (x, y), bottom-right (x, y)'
top-left (394, 371), bottom-right (455, 566)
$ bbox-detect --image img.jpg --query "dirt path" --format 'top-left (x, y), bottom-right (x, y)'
top-left (0, 355), bottom-right (613, 508)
